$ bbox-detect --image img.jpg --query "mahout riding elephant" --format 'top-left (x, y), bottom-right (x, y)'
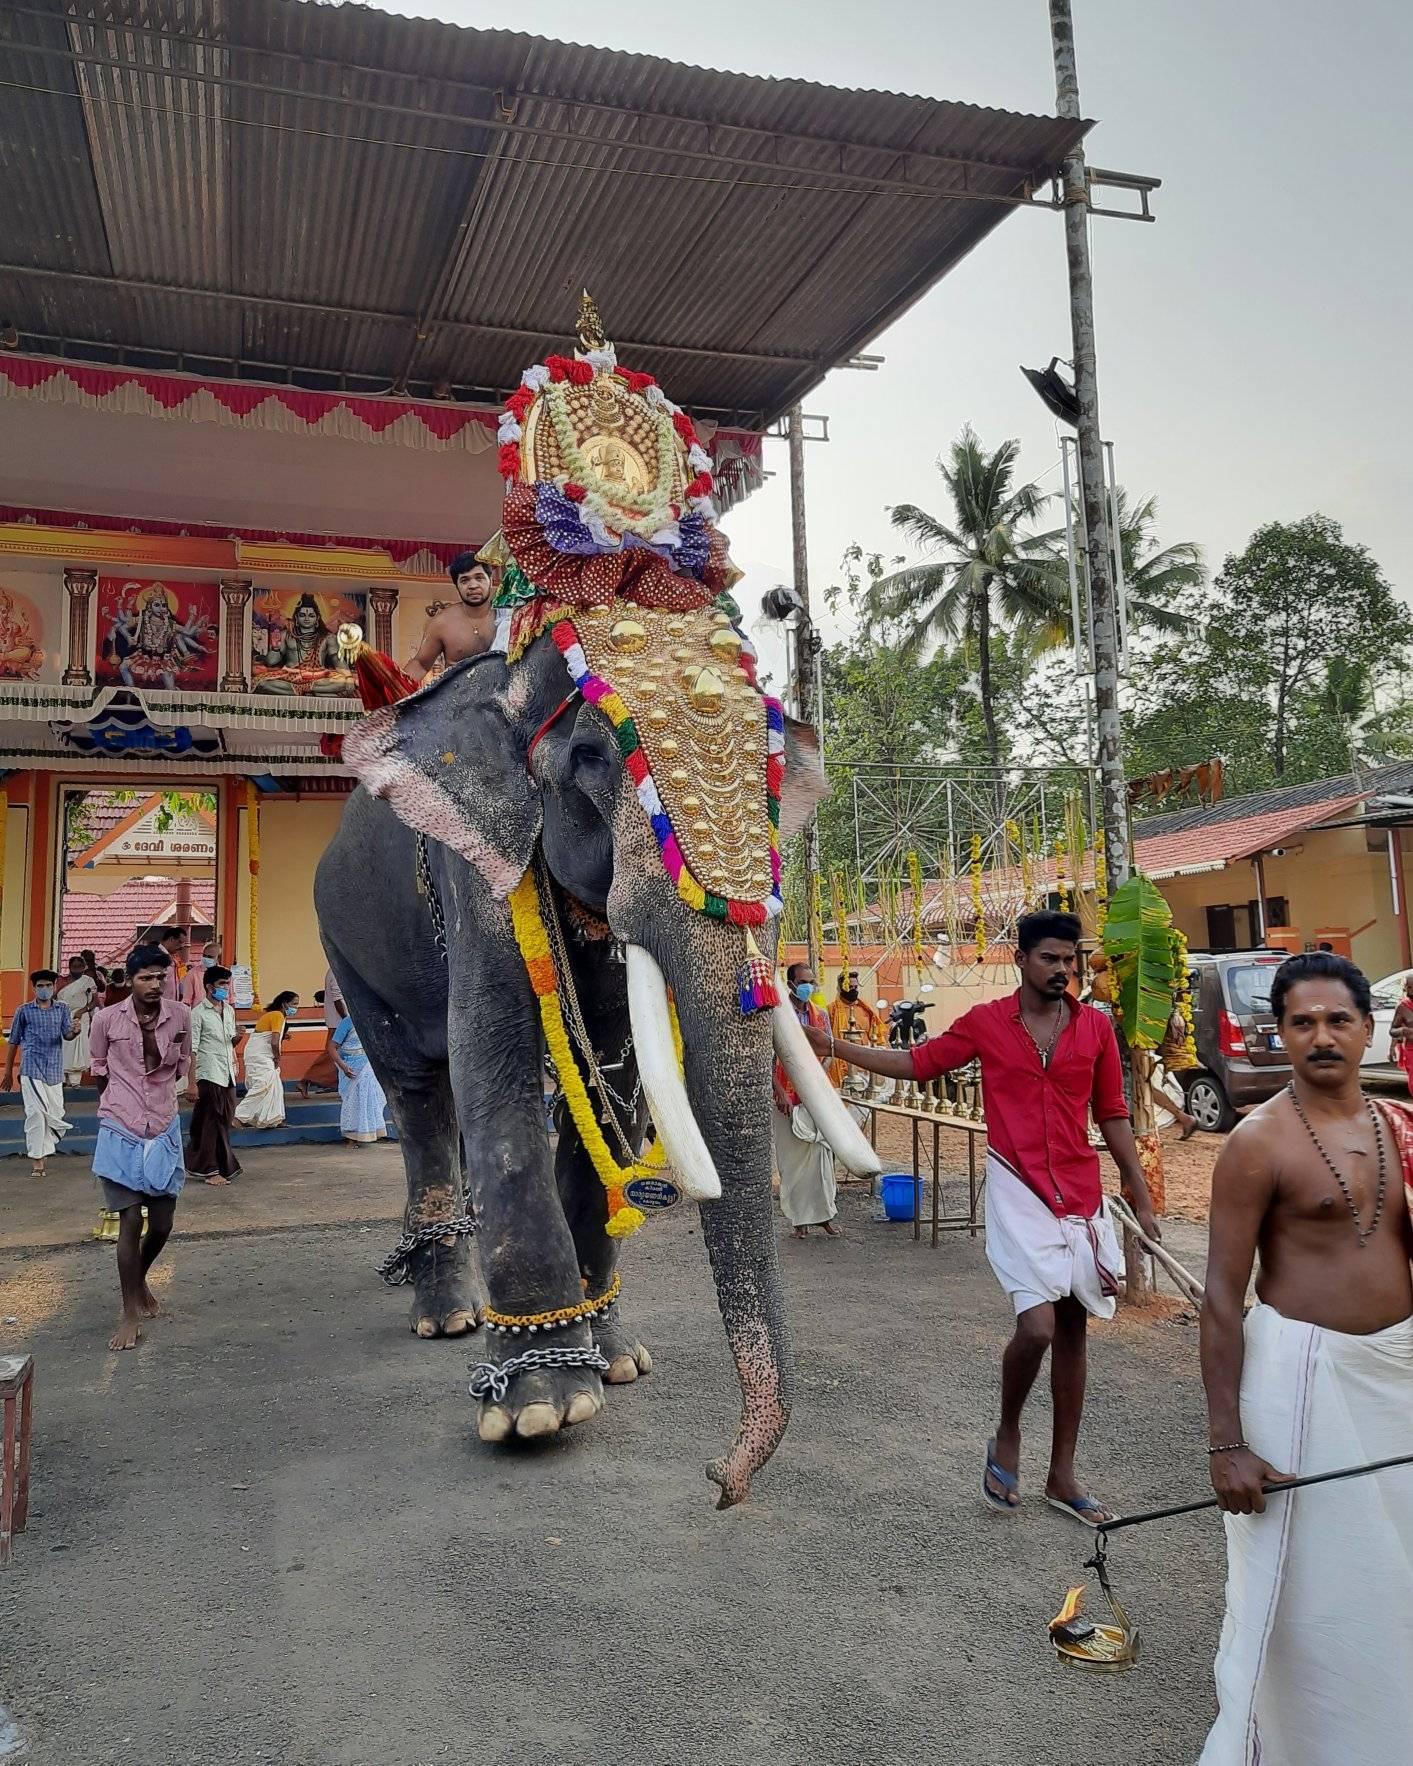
top-left (315, 623), bottom-right (877, 1505)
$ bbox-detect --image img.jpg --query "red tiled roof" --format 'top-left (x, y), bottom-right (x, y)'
top-left (1131, 794), bottom-right (1362, 880)
top-left (61, 880), bottom-right (216, 969)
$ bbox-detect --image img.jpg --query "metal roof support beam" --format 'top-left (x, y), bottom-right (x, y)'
top-left (3, 34), bottom-right (1057, 200)
top-left (4, 6), bottom-right (1054, 180)
top-left (0, 263), bottom-right (824, 373)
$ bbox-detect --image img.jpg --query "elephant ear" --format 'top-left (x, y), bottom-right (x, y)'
top-left (777, 714), bottom-right (829, 841)
top-left (342, 656), bottom-right (541, 899)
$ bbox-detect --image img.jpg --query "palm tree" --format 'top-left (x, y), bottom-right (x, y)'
top-left (862, 427), bottom-right (1066, 766)
top-left (1111, 490), bottom-right (1204, 631)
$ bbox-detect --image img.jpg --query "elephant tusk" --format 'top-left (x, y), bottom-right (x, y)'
top-left (626, 944), bottom-right (723, 1203)
top-left (770, 994), bottom-right (881, 1178)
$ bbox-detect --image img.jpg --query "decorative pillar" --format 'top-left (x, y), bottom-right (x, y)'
top-left (368, 584), bottom-right (399, 654)
top-left (219, 577), bottom-right (253, 693)
top-left (61, 568), bottom-right (97, 686)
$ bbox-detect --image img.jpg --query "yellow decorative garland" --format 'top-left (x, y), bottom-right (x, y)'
top-left (1169, 928), bottom-right (1198, 1069)
top-left (1054, 832), bottom-right (1070, 914)
top-left (508, 869), bottom-right (684, 1238)
top-left (1093, 843), bottom-right (1108, 938)
top-left (830, 870), bottom-right (851, 980)
top-left (970, 834), bottom-right (986, 959)
top-left (245, 779), bottom-right (262, 1008)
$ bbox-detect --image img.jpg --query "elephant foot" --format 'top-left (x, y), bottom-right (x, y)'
top-left (473, 1330), bottom-right (605, 1442)
top-left (407, 1239), bottom-right (482, 1339)
top-left (594, 1310), bottom-right (653, 1385)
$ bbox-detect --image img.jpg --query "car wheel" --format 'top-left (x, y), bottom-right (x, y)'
top-left (1185, 1073), bottom-right (1236, 1133)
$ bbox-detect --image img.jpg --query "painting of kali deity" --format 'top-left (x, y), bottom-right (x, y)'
top-left (95, 578), bottom-right (219, 691)
top-left (251, 590), bottom-right (364, 696)
top-left (0, 583), bottom-right (48, 681)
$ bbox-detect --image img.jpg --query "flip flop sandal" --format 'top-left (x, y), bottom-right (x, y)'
top-left (1046, 1493), bottom-right (1113, 1527)
top-left (983, 1438), bottom-right (1020, 1512)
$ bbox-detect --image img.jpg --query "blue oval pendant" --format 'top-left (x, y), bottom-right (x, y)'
top-left (623, 1175), bottom-right (681, 1211)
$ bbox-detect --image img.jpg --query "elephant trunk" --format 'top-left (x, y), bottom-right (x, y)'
top-left (640, 927), bottom-right (792, 1509)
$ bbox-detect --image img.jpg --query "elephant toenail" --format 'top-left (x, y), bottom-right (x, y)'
top-left (515, 1402), bottom-right (561, 1439)
top-left (565, 1390), bottom-right (601, 1424)
top-left (478, 1406), bottom-right (513, 1442)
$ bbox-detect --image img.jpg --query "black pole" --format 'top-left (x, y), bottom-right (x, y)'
top-left (1097, 1451), bottom-right (1413, 1542)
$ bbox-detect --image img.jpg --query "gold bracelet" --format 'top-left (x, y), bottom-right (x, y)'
top-left (481, 1270), bottom-right (622, 1336)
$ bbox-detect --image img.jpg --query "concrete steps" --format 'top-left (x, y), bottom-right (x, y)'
top-left (0, 1083), bottom-right (397, 1157)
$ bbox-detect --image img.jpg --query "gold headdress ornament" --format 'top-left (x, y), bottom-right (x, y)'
top-left (494, 298), bottom-right (784, 1000)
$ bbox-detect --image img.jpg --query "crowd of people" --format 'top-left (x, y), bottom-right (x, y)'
top-left (3, 932), bottom-right (389, 1345)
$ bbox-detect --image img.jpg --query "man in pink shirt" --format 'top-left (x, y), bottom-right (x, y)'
top-left (89, 943), bottom-right (191, 1351)
top-left (808, 910), bottom-right (1161, 1525)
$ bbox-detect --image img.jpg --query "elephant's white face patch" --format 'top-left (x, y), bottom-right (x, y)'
top-left (496, 670), bottom-right (534, 720)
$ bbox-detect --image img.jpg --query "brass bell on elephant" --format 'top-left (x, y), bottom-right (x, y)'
top-left (683, 666), bottom-right (726, 715)
top-left (609, 618), bottom-right (648, 655)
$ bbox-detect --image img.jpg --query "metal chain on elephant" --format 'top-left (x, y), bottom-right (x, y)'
top-left (468, 1344), bottom-right (611, 1405)
top-left (378, 1214), bottom-right (476, 1285)
top-left (415, 832), bottom-right (448, 961)
top-left (535, 859), bottom-right (642, 1163)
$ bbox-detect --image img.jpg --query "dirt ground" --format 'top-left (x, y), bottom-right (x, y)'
top-left (0, 1143), bottom-right (1228, 1766)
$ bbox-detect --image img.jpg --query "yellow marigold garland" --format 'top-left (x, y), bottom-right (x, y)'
top-left (1054, 832), bottom-right (1070, 914)
top-left (1093, 843), bottom-right (1108, 938)
top-left (1169, 928), bottom-right (1198, 1069)
top-left (830, 870), bottom-right (851, 979)
top-left (508, 869), bottom-right (685, 1238)
top-left (906, 849), bottom-right (925, 963)
top-left (245, 778), bottom-right (262, 1008)
top-left (970, 834), bottom-right (986, 959)
top-left (809, 868), bottom-right (825, 968)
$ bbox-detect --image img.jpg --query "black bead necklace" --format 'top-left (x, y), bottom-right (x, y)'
top-left (1286, 1082), bottom-right (1387, 1247)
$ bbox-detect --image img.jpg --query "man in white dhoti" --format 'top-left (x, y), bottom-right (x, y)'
top-left (771, 962), bottom-right (841, 1239)
top-left (808, 911), bottom-right (1162, 1523)
top-left (2, 969), bottom-right (79, 1176)
top-left (58, 955), bottom-right (97, 1084)
top-left (1200, 950), bottom-right (1413, 1766)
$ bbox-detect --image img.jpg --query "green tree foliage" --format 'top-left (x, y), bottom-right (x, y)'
top-left (859, 427), bottom-right (1067, 766)
top-left (1125, 516), bottom-right (1413, 795)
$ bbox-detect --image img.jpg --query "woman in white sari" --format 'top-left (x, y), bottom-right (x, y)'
top-left (235, 989), bottom-right (299, 1130)
top-left (57, 957), bottom-right (97, 1084)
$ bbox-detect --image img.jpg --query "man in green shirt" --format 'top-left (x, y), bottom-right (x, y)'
top-left (184, 965), bottom-right (245, 1185)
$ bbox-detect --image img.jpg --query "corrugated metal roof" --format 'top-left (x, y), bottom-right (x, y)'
top-left (0, 0), bottom-right (1087, 420)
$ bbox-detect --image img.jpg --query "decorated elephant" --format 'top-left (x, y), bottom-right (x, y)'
top-left (315, 300), bottom-right (878, 1505)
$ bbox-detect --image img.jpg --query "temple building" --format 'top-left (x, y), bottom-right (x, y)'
top-left (0, 0), bottom-right (1084, 1061)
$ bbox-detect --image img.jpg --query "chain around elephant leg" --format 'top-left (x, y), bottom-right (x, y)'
top-left (397, 1184), bottom-right (483, 1338)
top-left (470, 1317), bottom-right (607, 1442)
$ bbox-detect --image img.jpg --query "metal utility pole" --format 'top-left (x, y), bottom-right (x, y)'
top-left (788, 402), bottom-right (824, 975)
top-left (1050, 0), bottom-right (1149, 1300)
top-left (1049, 0), bottom-right (1130, 895)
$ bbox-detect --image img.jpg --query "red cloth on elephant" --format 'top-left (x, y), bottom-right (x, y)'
top-left (351, 648), bottom-right (418, 711)
top-left (501, 483), bottom-right (721, 611)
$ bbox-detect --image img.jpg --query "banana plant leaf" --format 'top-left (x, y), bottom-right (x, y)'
top-left (1102, 873), bottom-right (1177, 1050)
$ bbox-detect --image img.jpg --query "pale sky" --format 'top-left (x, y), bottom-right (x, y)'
top-left (374, 0), bottom-right (1413, 667)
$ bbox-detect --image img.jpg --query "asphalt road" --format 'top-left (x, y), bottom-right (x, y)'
top-left (0, 1167), bottom-right (1225, 1766)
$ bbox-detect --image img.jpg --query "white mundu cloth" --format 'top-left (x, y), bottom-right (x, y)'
top-left (983, 1150), bottom-right (1121, 1319)
top-left (1199, 1300), bottom-right (1413, 1765)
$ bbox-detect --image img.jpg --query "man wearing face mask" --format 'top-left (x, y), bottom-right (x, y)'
top-left (3, 969), bottom-right (79, 1177)
top-left (184, 964), bottom-right (245, 1186)
top-left (771, 961), bottom-right (843, 1240)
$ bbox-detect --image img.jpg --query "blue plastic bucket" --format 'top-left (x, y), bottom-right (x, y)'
top-left (880, 1170), bottom-right (917, 1222)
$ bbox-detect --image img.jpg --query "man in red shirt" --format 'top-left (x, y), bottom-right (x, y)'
top-left (805, 910), bottom-right (1161, 1524)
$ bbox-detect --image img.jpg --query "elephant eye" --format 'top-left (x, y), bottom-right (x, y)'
top-left (570, 741), bottom-right (612, 783)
